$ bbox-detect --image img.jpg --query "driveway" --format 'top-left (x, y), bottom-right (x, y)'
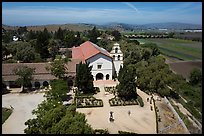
top-left (2, 93), bottom-right (45, 134)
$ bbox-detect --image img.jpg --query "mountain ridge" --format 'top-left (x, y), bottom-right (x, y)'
top-left (2, 22), bottom-right (202, 32)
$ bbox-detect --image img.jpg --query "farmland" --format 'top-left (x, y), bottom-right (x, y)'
top-left (136, 38), bottom-right (202, 61)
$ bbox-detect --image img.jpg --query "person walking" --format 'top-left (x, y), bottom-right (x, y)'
top-left (128, 110), bottom-right (131, 116)
top-left (10, 105), bottom-right (14, 109)
top-left (110, 111), bottom-right (113, 118)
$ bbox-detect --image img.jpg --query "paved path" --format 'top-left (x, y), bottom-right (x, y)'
top-left (77, 86), bottom-right (156, 134)
top-left (2, 93), bottom-right (45, 134)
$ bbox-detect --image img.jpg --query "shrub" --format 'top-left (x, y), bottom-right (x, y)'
top-left (76, 96), bottom-right (103, 108)
top-left (118, 130), bottom-right (137, 134)
top-left (94, 129), bottom-right (109, 134)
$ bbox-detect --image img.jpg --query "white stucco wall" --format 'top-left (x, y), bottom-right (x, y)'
top-left (113, 61), bottom-right (123, 76)
top-left (86, 53), bottom-right (113, 80)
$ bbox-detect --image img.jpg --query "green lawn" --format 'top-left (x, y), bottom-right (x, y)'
top-left (2, 107), bottom-right (12, 124)
top-left (136, 38), bottom-right (202, 60)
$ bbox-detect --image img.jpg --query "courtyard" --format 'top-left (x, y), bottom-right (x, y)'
top-left (2, 92), bottom-right (45, 134)
top-left (76, 81), bottom-right (157, 134)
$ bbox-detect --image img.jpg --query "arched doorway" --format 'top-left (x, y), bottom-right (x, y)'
top-left (34, 82), bottom-right (41, 88)
top-left (106, 74), bottom-right (110, 80)
top-left (67, 79), bottom-right (74, 86)
top-left (96, 73), bottom-right (104, 80)
top-left (43, 81), bottom-right (49, 87)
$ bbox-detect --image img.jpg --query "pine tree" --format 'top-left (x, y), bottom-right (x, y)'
top-left (75, 62), bottom-right (94, 94)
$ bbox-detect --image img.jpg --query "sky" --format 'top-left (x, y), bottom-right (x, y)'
top-left (2, 2), bottom-right (202, 26)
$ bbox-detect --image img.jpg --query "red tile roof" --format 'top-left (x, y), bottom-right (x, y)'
top-left (2, 59), bottom-right (81, 82)
top-left (72, 41), bottom-right (112, 62)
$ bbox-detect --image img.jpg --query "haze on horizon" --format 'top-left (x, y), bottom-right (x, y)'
top-left (2, 2), bottom-right (202, 26)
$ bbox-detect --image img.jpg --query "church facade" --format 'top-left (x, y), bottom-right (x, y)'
top-left (72, 41), bottom-right (123, 80)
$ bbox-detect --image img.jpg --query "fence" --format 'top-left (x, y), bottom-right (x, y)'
top-left (163, 97), bottom-right (190, 134)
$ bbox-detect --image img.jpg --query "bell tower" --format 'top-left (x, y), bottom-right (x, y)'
top-left (110, 43), bottom-right (123, 77)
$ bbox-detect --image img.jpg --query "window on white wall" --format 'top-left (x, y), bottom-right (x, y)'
top-left (97, 64), bottom-right (102, 69)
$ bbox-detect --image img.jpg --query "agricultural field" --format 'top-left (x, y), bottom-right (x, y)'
top-left (168, 60), bottom-right (202, 80)
top-left (136, 38), bottom-right (202, 61)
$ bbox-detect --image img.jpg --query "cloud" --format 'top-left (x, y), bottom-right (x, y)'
top-left (2, 3), bottom-right (202, 25)
top-left (122, 2), bottom-right (139, 13)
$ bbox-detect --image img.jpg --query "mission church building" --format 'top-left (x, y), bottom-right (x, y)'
top-left (72, 41), bottom-right (123, 81)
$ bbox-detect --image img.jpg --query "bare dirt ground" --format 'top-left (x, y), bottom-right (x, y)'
top-left (171, 99), bottom-right (202, 131)
top-left (166, 60), bottom-right (202, 80)
top-left (155, 98), bottom-right (188, 134)
top-left (2, 93), bottom-right (45, 134)
top-left (77, 83), bottom-right (156, 134)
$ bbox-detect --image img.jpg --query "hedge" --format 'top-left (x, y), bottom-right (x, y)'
top-left (76, 96), bottom-right (103, 108)
top-left (109, 97), bottom-right (138, 106)
top-left (94, 129), bottom-right (109, 134)
top-left (118, 130), bottom-right (137, 134)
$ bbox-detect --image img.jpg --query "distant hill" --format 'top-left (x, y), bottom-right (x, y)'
top-left (2, 22), bottom-right (202, 32)
top-left (141, 22), bottom-right (202, 30)
top-left (2, 23), bottom-right (94, 32)
top-left (100, 22), bottom-right (202, 31)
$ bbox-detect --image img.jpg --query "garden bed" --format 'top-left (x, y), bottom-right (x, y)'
top-left (109, 97), bottom-right (138, 106)
top-left (104, 86), bottom-right (116, 94)
top-left (76, 96), bottom-right (103, 108)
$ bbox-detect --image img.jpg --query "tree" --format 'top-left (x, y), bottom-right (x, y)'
top-left (25, 103), bottom-right (94, 134)
top-left (36, 28), bottom-right (51, 59)
top-left (141, 48), bottom-right (152, 61)
top-left (13, 66), bottom-right (35, 92)
top-left (48, 39), bottom-right (60, 60)
top-left (111, 30), bottom-right (121, 41)
top-left (75, 62), bottom-right (94, 94)
top-left (141, 43), bottom-right (160, 56)
top-left (26, 30), bottom-right (37, 41)
top-left (2, 30), bottom-right (15, 43)
top-left (54, 27), bottom-right (64, 40)
top-left (17, 26), bottom-right (28, 35)
top-left (168, 32), bottom-right (174, 38)
top-left (87, 27), bottom-right (100, 43)
top-left (46, 58), bottom-right (68, 79)
top-left (189, 68), bottom-right (202, 85)
top-left (117, 65), bottom-right (137, 100)
top-left (64, 30), bottom-right (83, 48)
top-left (15, 42), bottom-right (38, 63)
top-left (97, 39), bottom-right (108, 50)
top-left (2, 42), bottom-right (10, 60)
top-left (45, 79), bottom-right (69, 101)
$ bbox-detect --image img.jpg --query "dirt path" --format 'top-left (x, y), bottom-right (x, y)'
top-left (2, 93), bottom-right (45, 134)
